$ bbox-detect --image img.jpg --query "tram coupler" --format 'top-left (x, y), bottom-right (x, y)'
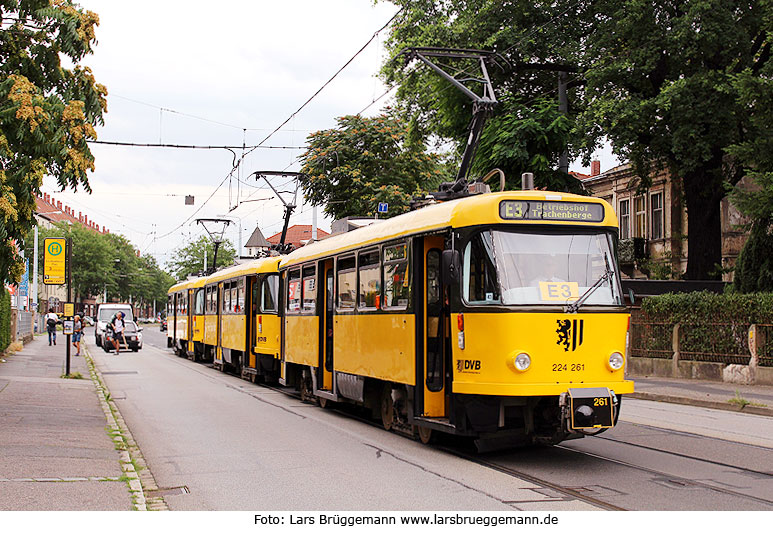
top-left (560, 387), bottom-right (616, 432)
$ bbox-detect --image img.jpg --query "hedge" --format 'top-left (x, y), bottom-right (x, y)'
top-left (640, 291), bottom-right (773, 324)
top-left (638, 291), bottom-right (773, 364)
top-left (0, 287), bottom-right (10, 353)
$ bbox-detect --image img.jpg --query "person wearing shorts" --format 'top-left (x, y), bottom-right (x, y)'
top-left (72, 314), bottom-right (83, 356)
top-left (111, 312), bottom-right (126, 355)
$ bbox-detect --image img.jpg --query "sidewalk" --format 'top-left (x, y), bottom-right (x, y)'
top-left (0, 335), bottom-right (132, 510)
top-left (628, 374), bottom-right (773, 416)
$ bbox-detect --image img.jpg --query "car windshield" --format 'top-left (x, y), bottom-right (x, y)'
top-left (98, 308), bottom-right (134, 322)
top-left (124, 322), bottom-right (137, 333)
top-left (463, 229), bottom-right (622, 307)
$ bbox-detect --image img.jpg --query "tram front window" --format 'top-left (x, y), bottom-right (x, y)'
top-left (463, 230), bottom-right (622, 306)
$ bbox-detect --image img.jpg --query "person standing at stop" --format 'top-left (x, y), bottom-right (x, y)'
top-left (111, 311), bottom-right (126, 355)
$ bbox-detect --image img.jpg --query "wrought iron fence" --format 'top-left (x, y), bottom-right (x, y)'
top-left (630, 321), bottom-right (672, 359)
top-left (758, 324), bottom-right (773, 368)
top-left (630, 319), bottom-right (773, 367)
top-left (678, 322), bottom-right (751, 365)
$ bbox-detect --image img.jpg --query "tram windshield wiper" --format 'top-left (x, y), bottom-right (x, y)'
top-left (564, 252), bottom-right (613, 314)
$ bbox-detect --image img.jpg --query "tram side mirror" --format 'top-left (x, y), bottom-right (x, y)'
top-left (627, 288), bottom-right (636, 306)
top-left (442, 250), bottom-right (461, 285)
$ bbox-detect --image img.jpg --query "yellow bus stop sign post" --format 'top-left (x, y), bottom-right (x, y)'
top-left (43, 238), bottom-right (66, 285)
top-left (44, 237), bottom-right (73, 375)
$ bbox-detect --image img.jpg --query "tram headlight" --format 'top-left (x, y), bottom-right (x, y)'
top-left (513, 353), bottom-right (531, 372)
top-left (608, 352), bottom-right (624, 371)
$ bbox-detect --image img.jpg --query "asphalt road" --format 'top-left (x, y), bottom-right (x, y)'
top-left (94, 326), bottom-right (773, 511)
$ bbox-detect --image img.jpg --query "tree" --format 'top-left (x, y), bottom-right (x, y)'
top-left (34, 221), bottom-right (112, 301)
top-left (298, 113), bottom-right (446, 219)
top-left (380, 1), bottom-right (585, 193)
top-left (0, 1), bottom-right (107, 284)
top-left (381, 0), bottom-right (773, 280)
top-left (166, 235), bottom-right (236, 281)
top-left (30, 222), bottom-right (175, 304)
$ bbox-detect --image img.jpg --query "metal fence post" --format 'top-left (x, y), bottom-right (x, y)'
top-left (672, 323), bottom-right (680, 377)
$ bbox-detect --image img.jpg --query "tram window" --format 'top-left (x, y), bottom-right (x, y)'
top-left (222, 283), bottom-right (231, 314)
top-left (383, 243), bottom-right (409, 309)
top-left (358, 250), bottom-right (381, 310)
top-left (464, 232), bottom-right (501, 304)
top-left (337, 256), bottom-right (356, 310)
top-left (287, 269), bottom-right (301, 312)
top-left (194, 289), bottom-right (205, 315)
top-left (302, 266), bottom-right (316, 313)
top-left (262, 275), bottom-right (278, 312)
top-left (235, 278), bottom-right (245, 313)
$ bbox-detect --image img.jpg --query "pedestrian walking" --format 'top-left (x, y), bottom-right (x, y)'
top-left (72, 313), bottom-right (83, 356)
top-left (45, 308), bottom-right (59, 346)
top-left (110, 312), bottom-right (126, 355)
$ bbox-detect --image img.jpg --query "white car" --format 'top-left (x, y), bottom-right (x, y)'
top-left (95, 304), bottom-right (134, 347)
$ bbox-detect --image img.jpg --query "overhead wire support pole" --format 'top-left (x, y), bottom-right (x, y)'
top-left (251, 171), bottom-right (304, 252)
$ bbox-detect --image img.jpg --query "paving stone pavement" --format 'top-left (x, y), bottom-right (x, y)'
top-left (0, 335), bottom-right (133, 511)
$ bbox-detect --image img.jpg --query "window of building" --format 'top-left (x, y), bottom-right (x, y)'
top-left (358, 249), bottom-right (381, 310)
top-left (383, 243), bottom-right (410, 309)
top-left (651, 192), bottom-right (664, 240)
top-left (337, 256), bottom-right (356, 310)
top-left (619, 199), bottom-right (630, 239)
top-left (634, 196), bottom-right (646, 238)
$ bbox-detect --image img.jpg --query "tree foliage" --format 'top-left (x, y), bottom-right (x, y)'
top-left (298, 113), bottom-right (446, 219)
top-left (381, 0), bottom-right (773, 279)
top-left (30, 222), bottom-right (175, 306)
top-left (0, 0), bottom-right (107, 284)
top-left (166, 235), bottom-right (236, 281)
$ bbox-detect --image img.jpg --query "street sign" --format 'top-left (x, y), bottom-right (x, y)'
top-left (63, 320), bottom-right (74, 335)
top-left (64, 302), bottom-right (74, 317)
top-left (378, 202), bottom-right (388, 214)
top-left (43, 237), bottom-right (66, 285)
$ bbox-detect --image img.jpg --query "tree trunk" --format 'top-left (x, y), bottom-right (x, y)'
top-left (683, 168), bottom-right (724, 280)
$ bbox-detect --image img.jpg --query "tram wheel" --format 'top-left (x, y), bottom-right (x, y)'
top-left (381, 384), bottom-right (394, 431)
top-left (417, 425), bottom-right (434, 445)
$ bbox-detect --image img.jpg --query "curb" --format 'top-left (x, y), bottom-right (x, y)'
top-left (82, 343), bottom-right (169, 511)
top-left (628, 392), bottom-right (773, 417)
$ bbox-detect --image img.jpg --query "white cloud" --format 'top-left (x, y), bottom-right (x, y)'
top-left (61, 0), bottom-right (399, 267)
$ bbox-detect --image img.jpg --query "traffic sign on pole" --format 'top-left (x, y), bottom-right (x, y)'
top-left (43, 237), bottom-right (66, 285)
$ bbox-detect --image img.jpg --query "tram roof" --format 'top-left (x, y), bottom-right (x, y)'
top-left (204, 256), bottom-right (283, 284)
top-left (168, 277), bottom-right (202, 294)
top-left (280, 191), bottom-right (617, 267)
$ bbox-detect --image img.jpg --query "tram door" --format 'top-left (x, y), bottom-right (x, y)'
top-left (318, 260), bottom-right (334, 391)
top-left (187, 289), bottom-right (194, 353)
top-left (216, 282), bottom-right (223, 364)
top-left (423, 236), bottom-right (447, 417)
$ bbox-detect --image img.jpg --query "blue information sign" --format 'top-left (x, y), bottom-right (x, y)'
top-left (377, 202), bottom-right (388, 214)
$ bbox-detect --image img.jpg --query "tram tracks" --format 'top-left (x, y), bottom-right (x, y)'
top-left (151, 342), bottom-right (773, 510)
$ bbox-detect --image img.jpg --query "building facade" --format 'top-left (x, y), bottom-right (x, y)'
top-left (575, 162), bottom-right (748, 281)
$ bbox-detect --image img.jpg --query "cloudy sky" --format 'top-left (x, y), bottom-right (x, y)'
top-left (42, 0), bottom-right (615, 270)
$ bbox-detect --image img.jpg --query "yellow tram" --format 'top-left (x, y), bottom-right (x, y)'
top-left (166, 277), bottom-right (204, 356)
top-left (277, 191), bottom-right (633, 449)
top-left (198, 257), bottom-right (283, 380)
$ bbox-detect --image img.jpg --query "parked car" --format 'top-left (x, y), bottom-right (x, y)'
top-left (95, 304), bottom-right (133, 347)
top-left (103, 320), bottom-right (143, 353)
top-left (83, 316), bottom-right (95, 326)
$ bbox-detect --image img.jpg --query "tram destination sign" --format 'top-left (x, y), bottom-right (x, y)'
top-left (499, 200), bottom-right (605, 223)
